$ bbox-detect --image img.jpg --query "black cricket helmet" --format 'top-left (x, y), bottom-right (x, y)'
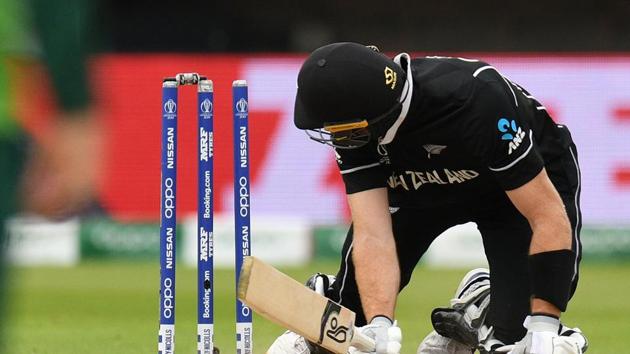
top-left (294, 42), bottom-right (406, 149)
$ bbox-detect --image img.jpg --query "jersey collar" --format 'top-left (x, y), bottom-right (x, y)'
top-left (379, 53), bottom-right (413, 145)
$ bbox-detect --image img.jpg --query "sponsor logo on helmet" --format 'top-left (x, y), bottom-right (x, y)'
top-left (384, 67), bottom-right (397, 89)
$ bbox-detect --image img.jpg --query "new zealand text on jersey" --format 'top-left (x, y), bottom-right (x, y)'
top-left (387, 169), bottom-right (480, 190)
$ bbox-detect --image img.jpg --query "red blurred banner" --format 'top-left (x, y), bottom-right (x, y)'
top-left (12, 54), bottom-right (630, 223)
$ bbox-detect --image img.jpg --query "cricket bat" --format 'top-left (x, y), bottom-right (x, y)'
top-left (237, 256), bottom-right (375, 354)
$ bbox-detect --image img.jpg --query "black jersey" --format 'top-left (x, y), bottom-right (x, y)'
top-left (336, 55), bottom-right (574, 209)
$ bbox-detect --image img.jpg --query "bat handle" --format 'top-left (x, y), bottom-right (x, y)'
top-left (351, 330), bottom-right (376, 352)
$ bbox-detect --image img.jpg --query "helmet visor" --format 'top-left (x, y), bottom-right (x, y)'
top-left (304, 98), bottom-right (403, 149)
top-left (305, 124), bottom-right (371, 149)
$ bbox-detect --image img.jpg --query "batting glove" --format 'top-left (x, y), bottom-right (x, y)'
top-left (352, 316), bottom-right (402, 354)
top-left (495, 315), bottom-right (582, 354)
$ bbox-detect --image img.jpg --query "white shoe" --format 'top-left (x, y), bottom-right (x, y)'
top-left (417, 331), bottom-right (474, 354)
top-left (425, 268), bottom-right (491, 350)
top-left (453, 268), bottom-right (490, 303)
top-left (267, 331), bottom-right (312, 354)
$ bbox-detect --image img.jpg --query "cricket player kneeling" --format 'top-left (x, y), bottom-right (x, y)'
top-left (274, 42), bottom-right (591, 354)
top-left (417, 269), bottom-right (588, 354)
top-left (267, 274), bottom-right (402, 354)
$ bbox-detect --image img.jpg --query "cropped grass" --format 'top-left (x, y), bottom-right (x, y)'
top-left (5, 261), bottom-right (629, 353)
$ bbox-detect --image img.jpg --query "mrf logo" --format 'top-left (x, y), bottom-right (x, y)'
top-left (318, 300), bottom-right (349, 345)
top-left (199, 227), bottom-right (211, 262)
top-left (384, 66), bottom-right (397, 89)
top-left (497, 118), bottom-right (526, 155)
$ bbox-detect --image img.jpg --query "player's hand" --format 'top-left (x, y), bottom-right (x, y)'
top-left (21, 110), bottom-right (103, 218)
top-left (351, 316), bottom-right (402, 354)
top-left (495, 315), bottom-right (582, 354)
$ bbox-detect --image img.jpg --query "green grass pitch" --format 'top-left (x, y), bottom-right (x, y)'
top-left (5, 261), bottom-right (629, 353)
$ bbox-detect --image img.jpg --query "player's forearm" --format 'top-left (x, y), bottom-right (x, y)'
top-left (528, 213), bottom-right (573, 317)
top-left (528, 211), bottom-right (572, 254)
top-left (352, 228), bottom-right (400, 321)
top-left (506, 171), bottom-right (576, 315)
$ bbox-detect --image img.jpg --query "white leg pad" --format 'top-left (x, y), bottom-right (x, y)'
top-left (417, 331), bottom-right (473, 354)
top-left (267, 331), bottom-right (312, 354)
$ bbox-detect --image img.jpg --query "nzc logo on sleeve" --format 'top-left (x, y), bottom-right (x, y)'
top-left (497, 118), bottom-right (526, 155)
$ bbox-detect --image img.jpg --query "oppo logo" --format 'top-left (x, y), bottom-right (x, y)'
top-left (163, 178), bottom-right (175, 218)
top-left (239, 176), bottom-right (249, 217)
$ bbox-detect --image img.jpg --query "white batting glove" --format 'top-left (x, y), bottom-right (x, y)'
top-left (351, 316), bottom-right (402, 354)
top-left (495, 315), bottom-right (582, 354)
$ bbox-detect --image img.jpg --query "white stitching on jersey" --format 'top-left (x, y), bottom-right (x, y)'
top-left (340, 162), bottom-right (381, 175)
top-left (569, 146), bottom-right (582, 280)
top-left (472, 65), bottom-right (494, 77)
top-left (501, 75), bottom-right (519, 107)
top-left (338, 241), bottom-right (354, 303)
top-left (488, 130), bottom-right (533, 172)
top-left (472, 65), bottom-right (518, 107)
top-left (380, 53), bottom-right (414, 145)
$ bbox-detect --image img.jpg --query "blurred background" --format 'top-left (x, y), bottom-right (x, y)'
top-left (1, 0), bottom-right (629, 353)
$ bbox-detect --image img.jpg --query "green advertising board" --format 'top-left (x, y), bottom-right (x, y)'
top-left (312, 224), bottom-right (630, 263)
top-left (80, 218), bottom-right (172, 260)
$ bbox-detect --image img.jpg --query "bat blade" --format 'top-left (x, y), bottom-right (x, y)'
top-left (237, 256), bottom-right (374, 354)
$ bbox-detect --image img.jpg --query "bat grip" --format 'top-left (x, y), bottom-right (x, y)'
top-left (351, 330), bottom-right (376, 352)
